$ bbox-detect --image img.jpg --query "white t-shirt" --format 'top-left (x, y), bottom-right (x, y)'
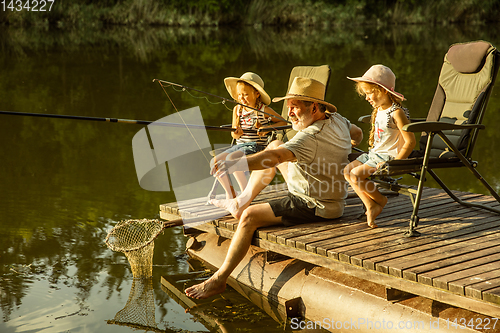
top-left (281, 112), bottom-right (352, 219)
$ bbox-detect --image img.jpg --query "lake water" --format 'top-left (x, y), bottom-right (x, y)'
top-left (0, 24), bottom-right (499, 332)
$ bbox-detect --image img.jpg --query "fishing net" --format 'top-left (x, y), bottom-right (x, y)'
top-left (107, 277), bottom-right (160, 331)
top-left (105, 216), bottom-right (209, 278)
top-left (105, 219), bottom-right (165, 279)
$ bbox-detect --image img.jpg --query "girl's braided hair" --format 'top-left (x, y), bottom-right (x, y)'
top-left (356, 82), bottom-right (406, 148)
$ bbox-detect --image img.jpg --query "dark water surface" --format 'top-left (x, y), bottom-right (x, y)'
top-left (0, 25), bottom-right (499, 332)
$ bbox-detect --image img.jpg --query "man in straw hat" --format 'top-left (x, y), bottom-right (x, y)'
top-left (186, 77), bottom-right (363, 299)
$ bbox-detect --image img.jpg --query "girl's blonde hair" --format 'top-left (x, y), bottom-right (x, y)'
top-left (356, 81), bottom-right (404, 148)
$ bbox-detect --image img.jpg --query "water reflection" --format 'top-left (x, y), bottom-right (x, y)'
top-left (0, 24), bottom-right (499, 332)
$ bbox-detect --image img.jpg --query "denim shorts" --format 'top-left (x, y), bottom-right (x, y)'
top-left (223, 142), bottom-right (266, 155)
top-left (356, 151), bottom-right (394, 168)
top-left (269, 193), bottom-right (332, 227)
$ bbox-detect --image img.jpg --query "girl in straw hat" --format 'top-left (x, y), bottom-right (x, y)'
top-left (212, 72), bottom-right (286, 199)
top-left (344, 65), bottom-right (416, 228)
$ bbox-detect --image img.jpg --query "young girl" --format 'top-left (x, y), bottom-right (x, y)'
top-left (344, 65), bottom-right (416, 228)
top-left (211, 72), bottom-right (286, 199)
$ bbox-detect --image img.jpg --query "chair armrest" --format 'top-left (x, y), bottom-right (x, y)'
top-left (402, 121), bottom-right (485, 132)
top-left (358, 115), bottom-right (371, 123)
top-left (409, 118), bottom-right (426, 122)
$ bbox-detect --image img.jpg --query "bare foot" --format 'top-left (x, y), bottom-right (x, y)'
top-left (366, 196), bottom-right (388, 228)
top-left (184, 275), bottom-right (226, 299)
top-left (210, 196), bottom-right (250, 219)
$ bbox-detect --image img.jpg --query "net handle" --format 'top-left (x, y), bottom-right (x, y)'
top-left (105, 215), bottom-right (225, 253)
top-left (163, 218), bottom-right (184, 228)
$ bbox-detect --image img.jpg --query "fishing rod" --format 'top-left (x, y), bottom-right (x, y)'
top-left (0, 110), bottom-right (264, 133)
top-left (153, 79), bottom-right (292, 125)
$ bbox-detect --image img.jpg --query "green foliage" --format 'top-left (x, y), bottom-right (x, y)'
top-left (1, 0), bottom-right (499, 27)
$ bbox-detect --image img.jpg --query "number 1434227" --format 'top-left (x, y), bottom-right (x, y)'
top-left (1, 0), bottom-right (54, 11)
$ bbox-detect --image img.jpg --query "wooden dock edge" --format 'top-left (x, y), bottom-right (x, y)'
top-left (188, 221), bottom-right (500, 319)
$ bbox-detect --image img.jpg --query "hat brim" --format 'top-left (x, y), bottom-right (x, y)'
top-left (224, 77), bottom-right (271, 105)
top-left (347, 76), bottom-right (405, 101)
top-left (272, 95), bottom-right (337, 113)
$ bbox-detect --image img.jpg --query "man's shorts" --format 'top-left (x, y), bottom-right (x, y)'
top-left (223, 142), bottom-right (266, 155)
top-left (268, 193), bottom-right (332, 227)
top-left (356, 151), bottom-right (393, 168)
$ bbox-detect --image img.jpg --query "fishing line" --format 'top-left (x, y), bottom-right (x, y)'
top-left (159, 83), bottom-right (212, 166)
top-left (153, 79), bottom-right (291, 124)
top-left (167, 83), bottom-right (233, 112)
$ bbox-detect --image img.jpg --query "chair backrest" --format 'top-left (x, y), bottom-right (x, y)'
top-left (421, 41), bottom-right (499, 158)
top-left (276, 65), bottom-right (331, 142)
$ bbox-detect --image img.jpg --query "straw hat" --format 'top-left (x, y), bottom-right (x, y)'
top-left (272, 77), bottom-right (337, 113)
top-left (347, 64), bottom-right (405, 101)
top-left (224, 72), bottom-right (271, 105)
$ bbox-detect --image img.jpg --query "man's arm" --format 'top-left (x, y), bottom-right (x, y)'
top-left (350, 124), bottom-right (363, 147)
top-left (211, 146), bottom-right (296, 177)
top-left (246, 146), bottom-right (297, 170)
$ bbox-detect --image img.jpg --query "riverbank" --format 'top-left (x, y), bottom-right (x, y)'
top-left (1, 0), bottom-right (499, 28)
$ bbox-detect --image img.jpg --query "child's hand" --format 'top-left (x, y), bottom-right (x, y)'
top-left (232, 127), bottom-right (243, 139)
top-left (257, 127), bottom-right (268, 136)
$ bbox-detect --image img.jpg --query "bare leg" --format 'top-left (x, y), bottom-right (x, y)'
top-left (227, 151), bottom-right (248, 194)
top-left (211, 140), bottom-right (285, 219)
top-left (210, 166), bottom-right (276, 219)
top-left (185, 203), bottom-right (282, 299)
top-left (344, 161), bottom-right (387, 228)
top-left (211, 152), bottom-right (237, 199)
top-left (232, 170), bottom-right (248, 193)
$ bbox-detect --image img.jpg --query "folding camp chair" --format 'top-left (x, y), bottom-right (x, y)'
top-left (276, 64), bottom-right (331, 142)
top-left (367, 40), bottom-right (500, 237)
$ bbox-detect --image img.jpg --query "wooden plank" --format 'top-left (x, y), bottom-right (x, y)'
top-left (313, 193), bottom-right (480, 260)
top-left (460, 272), bottom-right (500, 299)
top-left (256, 200), bottom-right (363, 243)
top-left (374, 216), bottom-right (500, 275)
top-left (343, 203), bottom-right (483, 266)
top-left (279, 208), bottom-right (366, 248)
top-left (465, 269), bottom-right (500, 299)
top-left (387, 226), bottom-right (500, 278)
top-left (334, 197), bottom-right (482, 260)
top-left (248, 232), bottom-right (500, 318)
top-left (187, 205), bottom-right (500, 316)
top-left (403, 240), bottom-right (500, 282)
top-left (483, 287), bottom-right (500, 305)
top-left (346, 195), bottom-right (497, 265)
top-left (261, 195), bottom-right (368, 242)
top-left (356, 204), bottom-right (500, 272)
top-left (269, 221), bottom-right (338, 244)
top-left (170, 183), bottom-right (288, 217)
top-left (414, 228), bottom-right (500, 287)
top-left (308, 190), bottom-right (471, 256)
top-left (291, 195), bottom-right (430, 251)
top-left (286, 219), bottom-right (363, 250)
top-left (431, 255), bottom-right (500, 291)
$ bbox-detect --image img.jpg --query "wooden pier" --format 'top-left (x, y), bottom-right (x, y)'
top-left (160, 183), bottom-right (500, 319)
